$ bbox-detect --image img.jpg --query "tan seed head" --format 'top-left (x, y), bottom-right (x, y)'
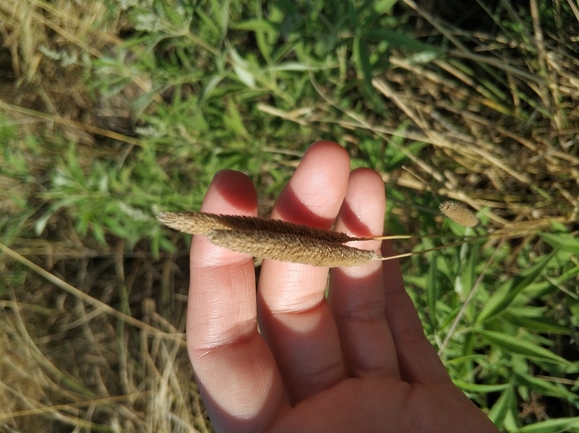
top-left (156, 211), bottom-right (361, 243)
top-left (157, 211), bottom-right (395, 267)
top-left (439, 201), bottom-right (479, 228)
top-left (205, 229), bottom-right (380, 267)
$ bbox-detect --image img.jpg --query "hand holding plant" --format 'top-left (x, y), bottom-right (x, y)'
top-left (185, 141), bottom-right (499, 433)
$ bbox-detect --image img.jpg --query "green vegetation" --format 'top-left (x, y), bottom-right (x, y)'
top-left (1, 0), bottom-right (578, 431)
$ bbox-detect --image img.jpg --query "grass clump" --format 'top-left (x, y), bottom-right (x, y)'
top-left (1, 0), bottom-right (578, 431)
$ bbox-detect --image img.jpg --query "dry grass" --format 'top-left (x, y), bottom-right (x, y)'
top-left (0, 0), bottom-right (113, 141)
top-left (0, 241), bottom-right (210, 432)
top-left (0, 2), bottom-right (209, 430)
top-left (0, 0), bottom-right (153, 144)
top-left (262, 0), bottom-right (579, 235)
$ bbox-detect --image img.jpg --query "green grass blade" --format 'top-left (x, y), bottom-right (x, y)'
top-left (539, 232), bottom-right (579, 253)
top-left (488, 383), bottom-right (516, 428)
top-left (452, 380), bottom-right (509, 393)
top-left (233, 19), bottom-right (279, 33)
top-left (478, 329), bottom-right (573, 367)
top-left (503, 313), bottom-right (571, 334)
top-left (513, 371), bottom-right (578, 400)
top-left (426, 251), bottom-right (437, 329)
top-left (517, 417), bottom-right (579, 433)
top-left (476, 249), bottom-right (558, 323)
top-left (353, 36), bottom-right (377, 107)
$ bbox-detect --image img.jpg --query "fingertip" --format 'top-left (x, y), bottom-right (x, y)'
top-left (193, 169), bottom-right (258, 267)
top-left (336, 168), bottom-right (385, 238)
top-left (201, 169), bottom-right (257, 215)
top-left (273, 141), bottom-right (350, 227)
top-left (307, 140), bottom-right (349, 159)
top-left (329, 168), bottom-right (399, 377)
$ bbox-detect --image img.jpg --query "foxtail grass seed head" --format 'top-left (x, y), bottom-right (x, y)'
top-left (439, 201), bottom-right (479, 228)
top-left (205, 229), bottom-right (381, 267)
top-left (156, 211), bottom-right (361, 243)
top-left (156, 212), bottom-right (232, 234)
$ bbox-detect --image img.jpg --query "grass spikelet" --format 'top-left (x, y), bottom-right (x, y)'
top-left (205, 229), bottom-right (381, 267)
top-left (156, 211), bottom-right (361, 243)
top-left (156, 212), bottom-right (236, 234)
top-left (157, 211), bottom-right (489, 267)
top-left (439, 201), bottom-right (480, 228)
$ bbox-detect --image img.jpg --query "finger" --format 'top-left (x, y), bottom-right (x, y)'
top-left (329, 168), bottom-right (400, 379)
top-left (381, 241), bottom-right (450, 384)
top-left (187, 170), bottom-right (284, 433)
top-left (257, 141), bottom-right (350, 403)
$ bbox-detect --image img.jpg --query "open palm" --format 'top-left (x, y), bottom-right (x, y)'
top-left (186, 141), bottom-right (498, 433)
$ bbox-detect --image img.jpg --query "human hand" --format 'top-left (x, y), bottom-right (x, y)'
top-left (187, 141), bottom-right (499, 433)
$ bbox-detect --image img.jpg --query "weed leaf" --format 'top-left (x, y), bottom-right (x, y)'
top-left (426, 251), bottom-right (437, 328)
top-left (488, 383), bottom-right (516, 428)
top-left (452, 380), bottom-right (509, 393)
top-left (478, 330), bottom-right (573, 367)
top-left (476, 249), bottom-right (558, 323)
top-left (503, 313), bottom-right (571, 334)
top-left (539, 232), bottom-right (579, 253)
top-left (517, 417), bottom-right (579, 433)
top-left (513, 371), bottom-right (578, 400)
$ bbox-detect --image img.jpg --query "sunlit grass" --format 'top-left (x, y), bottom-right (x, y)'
top-left (1, 0), bottom-right (578, 431)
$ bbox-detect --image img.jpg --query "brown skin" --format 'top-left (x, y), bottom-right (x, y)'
top-left (187, 141), bottom-right (500, 433)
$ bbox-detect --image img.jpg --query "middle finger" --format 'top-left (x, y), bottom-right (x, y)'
top-left (257, 141), bottom-right (350, 403)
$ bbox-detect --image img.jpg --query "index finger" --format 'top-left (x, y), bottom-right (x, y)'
top-left (187, 170), bottom-right (284, 433)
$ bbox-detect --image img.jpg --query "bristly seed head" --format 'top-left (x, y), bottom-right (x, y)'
top-left (156, 211), bottom-right (382, 267)
top-left (156, 211), bottom-right (362, 243)
top-left (439, 201), bottom-right (479, 228)
top-left (205, 229), bottom-right (381, 267)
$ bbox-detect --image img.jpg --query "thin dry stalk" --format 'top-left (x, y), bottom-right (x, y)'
top-left (0, 242), bottom-right (186, 345)
top-left (437, 236), bottom-right (508, 357)
top-left (0, 100), bottom-right (143, 146)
